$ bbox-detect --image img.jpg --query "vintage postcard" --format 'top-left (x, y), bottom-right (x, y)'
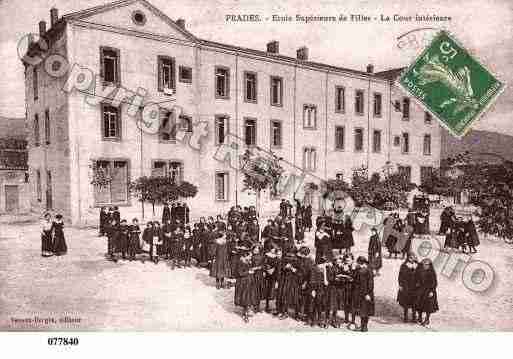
top-left (1, 0), bottom-right (512, 347)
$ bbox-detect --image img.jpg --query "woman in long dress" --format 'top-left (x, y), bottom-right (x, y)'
top-left (397, 253), bottom-right (418, 322)
top-left (41, 213), bottom-right (54, 257)
top-left (368, 228), bottom-right (382, 276)
top-left (210, 231), bottom-right (230, 289)
top-left (234, 251), bottom-right (253, 323)
top-left (415, 258), bottom-right (439, 326)
top-left (52, 214), bottom-right (67, 256)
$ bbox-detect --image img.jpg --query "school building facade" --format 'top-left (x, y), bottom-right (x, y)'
top-left (23, 0), bottom-right (441, 225)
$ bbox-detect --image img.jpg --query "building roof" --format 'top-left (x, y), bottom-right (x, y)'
top-left (57, 0), bottom-right (391, 81)
top-left (374, 68), bottom-right (405, 81)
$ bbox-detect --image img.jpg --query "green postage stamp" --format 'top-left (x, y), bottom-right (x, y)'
top-left (398, 30), bottom-right (505, 137)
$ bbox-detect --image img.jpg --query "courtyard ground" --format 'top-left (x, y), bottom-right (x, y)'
top-left (1, 210), bottom-right (512, 331)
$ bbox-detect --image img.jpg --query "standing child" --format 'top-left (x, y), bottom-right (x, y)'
top-left (368, 228), bottom-right (382, 276)
top-left (52, 214), bottom-right (68, 256)
top-left (170, 226), bottom-right (183, 269)
top-left (250, 245), bottom-right (265, 312)
top-left (106, 218), bottom-right (118, 261)
top-left (328, 255), bottom-right (351, 328)
top-left (99, 207), bottom-right (108, 237)
top-left (397, 253), bottom-right (418, 322)
top-left (414, 258), bottom-right (439, 326)
top-left (234, 250), bottom-right (253, 323)
top-left (141, 221), bottom-right (153, 263)
top-left (308, 256), bottom-right (330, 328)
top-left (128, 218), bottom-right (141, 261)
top-left (210, 231), bottom-right (230, 289)
top-left (152, 221), bottom-right (162, 264)
top-left (263, 247), bottom-right (282, 313)
top-left (41, 213), bottom-right (54, 257)
top-left (183, 226), bottom-right (193, 267)
top-left (351, 256), bottom-right (374, 332)
top-left (119, 219), bottom-right (129, 260)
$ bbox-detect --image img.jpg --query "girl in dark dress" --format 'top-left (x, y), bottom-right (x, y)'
top-left (276, 251), bottom-right (300, 320)
top-left (106, 218), bottom-right (118, 261)
top-left (118, 219), bottom-right (129, 260)
top-left (170, 226), bottom-right (183, 269)
top-left (342, 215), bottom-right (355, 254)
top-left (210, 232), bottom-right (230, 289)
top-left (250, 245), bottom-right (265, 312)
top-left (198, 217), bottom-right (209, 267)
top-left (183, 226), bottom-right (193, 267)
top-left (465, 218), bottom-right (480, 253)
top-left (351, 256), bottom-right (374, 332)
top-left (314, 224), bottom-right (333, 264)
top-left (328, 254), bottom-right (354, 325)
top-left (128, 218), bottom-right (141, 261)
top-left (52, 214), bottom-right (67, 256)
top-left (307, 256), bottom-right (330, 328)
top-left (368, 228), bottom-right (382, 276)
top-left (99, 207), bottom-right (108, 237)
top-left (234, 251), bottom-right (253, 323)
top-left (415, 258), bottom-right (439, 326)
top-left (141, 221), bottom-right (153, 263)
top-left (151, 221), bottom-right (162, 264)
top-left (263, 247), bottom-right (282, 313)
top-left (41, 213), bottom-right (54, 257)
top-left (397, 253), bottom-right (418, 322)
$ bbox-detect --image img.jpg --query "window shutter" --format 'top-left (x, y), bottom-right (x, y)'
top-left (157, 57), bottom-right (163, 91)
top-left (100, 48), bottom-right (104, 80)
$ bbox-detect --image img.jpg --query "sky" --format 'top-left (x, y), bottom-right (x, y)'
top-left (0, 0), bottom-right (512, 135)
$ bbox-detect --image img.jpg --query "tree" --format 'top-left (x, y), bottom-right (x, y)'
top-left (240, 149), bottom-right (284, 217)
top-left (130, 176), bottom-right (198, 218)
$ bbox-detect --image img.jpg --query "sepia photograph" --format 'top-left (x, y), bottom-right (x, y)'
top-left (0, 0), bottom-right (512, 349)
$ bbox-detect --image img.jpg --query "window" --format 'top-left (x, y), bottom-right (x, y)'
top-left (131, 10), bottom-right (146, 25)
top-left (424, 111), bottom-right (432, 124)
top-left (244, 71), bottom-right (257, 102)
top-left (215, 66), bottom-right (230, 98)
top-left (372, 130), bottom-right (382, 153)
top-left (159, 109), bottom-right (176, 142)
top-left (420, 166), bottom-right (433, 186)
top-left (393, 135), bottom-right (401, 147)
top-left (303, 147), bottom-right (317, 172)
top-left (335, 126), bottom-right (345, 150)
top-left (102, 104), bottom-right (121, 140)
top-left (335, 86), bottom-right (345, 113)
top-left (34, 114), bottom-right (40, 147)
top-left (373, 93), bottom-right (382, 117)
top-left (215, 115), bottom-right (229, 145)
top-left (270, 120), bottom-right (282, 148)
top-left (33, 67), bottom-right (38, 101)
top-left (152, 160), bottom-right (184, 183)
top-left (44, 109), bottom-right (50, 145)
top-left (36, 169), bottom-right (42, 201)
top-left (100, 47), bottom-right (120, 84)
top-left (158, 56), bottom-right (175, 92)
top-left (402, 97), bottom-right (410, 120)
top-left (398, 165), bottom-right (412, 183)
top-left (423, 134), bottom-right (431, 155)
top-left (244, 118), bottom-right (257, 146)
top-left (94, 160), bottom-right (130, 205)
top-left (179, 66), bottom-right (192, 83)
top-left (355, 90), bottom-right (364, 115)
top-left (215, 172), bottom-right (229, 201)
top-left (402, 132), bottom-right (410, 153)
top-left (270, 76), bottom-right (283, 106)
top-left (303, 104), bottom-right (317, 129)
top-left (354, 128), bottom-right (364, 152)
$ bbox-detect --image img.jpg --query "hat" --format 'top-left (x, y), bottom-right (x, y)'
top-left (356, 256), bottom-right (368, 265)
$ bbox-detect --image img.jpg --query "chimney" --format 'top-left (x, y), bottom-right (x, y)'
top-left (296, 46), bottom-right (308, 61)
top-left (266, 40), bottom-right (279, 54)
top-left (50, 7), bottom-right (58, 26)
top-left (366, 64), bottom-right (374, 74)
top-left (39, 21), bottom-right (47, 36)
top-left (176, 18), bottom-right (185, 29)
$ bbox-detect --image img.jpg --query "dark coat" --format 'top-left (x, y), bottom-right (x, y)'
top-left (368, 234), bottom-right (382, 270)
top-left (351, 266), bottom-right (375, 317)
top-left (342, 218), bottom-right (355, 249)
top-left (414, 266), bottom-right (439, 314)
top-left (263, 255), bottom-right (282, 300)
top-left (328, 264), bottom-right (353, 311)
top-left (331, 220), bottom-right (345, 249)
top-left (314, 230), bottom-right (333, 264)
top-left (277, 254), bottom-right (301, 310)
top-left (210, 238), bottom-right (230, 279)
top-left (465, 220), bottom-right (480, 247)
top-left (397, 261), bottom-right (417, 308)
top-left (162, 205), bottom-right (171, 224)
top-left (234, 260), bottom-right (253, 307)
top-left (52, 221), bottom-right (67, 255)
